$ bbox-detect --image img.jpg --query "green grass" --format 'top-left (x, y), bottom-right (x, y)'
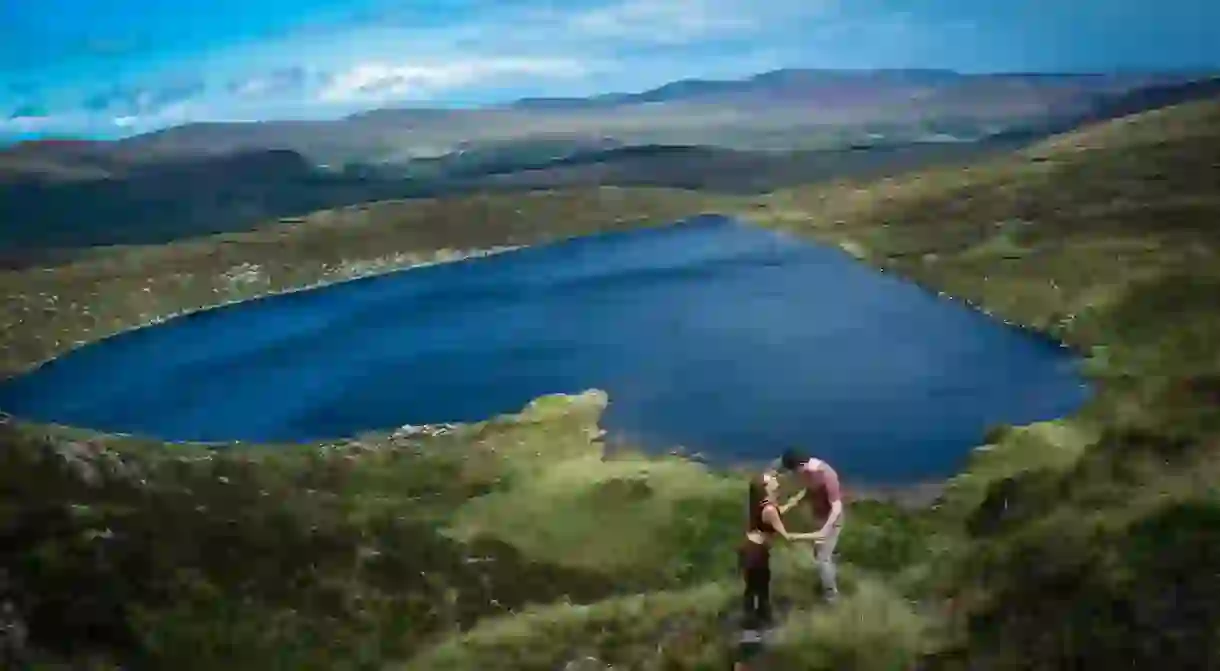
top-left (446, 455), bottom-right (736, 574)
top-left (936, 419), bottom-right (1101, 523)
top-left (764, 579), bottom-right (938, 671)
top-left (398, 583), bottom-right (736, 671)
top-left (1, 393), bottom-right (650, 669)
top-left (2, 97), bottom-right (1219, 669)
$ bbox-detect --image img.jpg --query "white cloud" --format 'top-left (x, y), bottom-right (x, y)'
top-left (229, 79), bottom-right (271, 97)
top-left (108, 100), bottom-right (198, 131)
top-left (317, 57), bottom-right (590, 103)
top-left (8, 0), bottom-right (850, 136)
top-left (485, 0), bottom-right (837, 49)
top-left (2, 114), bottom-right (54, 132)
top-left (0, 98), bottom-right (205, 137)
top-left (227, 67), bottom-right (315, 98)
top-left (563, 0), bottom-right (758, 44)
top-left (0, 108), bottom-right (101, 135)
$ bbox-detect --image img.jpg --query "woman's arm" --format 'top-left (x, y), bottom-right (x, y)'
top-left (762, 505), bottom-right (816, 542)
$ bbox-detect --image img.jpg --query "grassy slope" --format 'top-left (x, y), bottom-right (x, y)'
top-left (2, 99), bottom-right (1218, 669)
top-left (0, 141), bottom-right (997, 256)
top-left (746, 98), bottom-right (1220, 668)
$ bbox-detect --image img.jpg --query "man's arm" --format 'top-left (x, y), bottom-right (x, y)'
top-left (815, 467), bottom-right (844, 537)
top-left (779, 488), bottom-right (805, 514)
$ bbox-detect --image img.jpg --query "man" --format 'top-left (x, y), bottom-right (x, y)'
top-left (777, 448), bottom-right (845, 603)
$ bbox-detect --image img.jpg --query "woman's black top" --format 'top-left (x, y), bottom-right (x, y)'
top-left (749, 498), bottom-right (777, 535)
top-left (740, 499), bottom-right (776, 571)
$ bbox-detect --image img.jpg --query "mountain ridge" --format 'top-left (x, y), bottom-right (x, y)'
top-left (3, 68), bottom-right (1213, 167)
top-left (79, 68), bottom-right (1218, 162)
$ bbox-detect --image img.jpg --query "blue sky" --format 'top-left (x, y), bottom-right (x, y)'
top-left (2, 0), bottom-right (1216, 140)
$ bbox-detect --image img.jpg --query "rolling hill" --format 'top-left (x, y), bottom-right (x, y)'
top-left (0, 138), bottom-right (1029, 255)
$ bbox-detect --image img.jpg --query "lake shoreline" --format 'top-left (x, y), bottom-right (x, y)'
top-left (0, 244), bottom-right (524, 382)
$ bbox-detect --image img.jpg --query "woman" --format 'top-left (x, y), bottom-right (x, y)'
top-left (739, 470), bottom-right (818, 629)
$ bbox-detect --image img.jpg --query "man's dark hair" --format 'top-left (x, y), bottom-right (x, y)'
top-left (780, 449), bottom-right (807, 472)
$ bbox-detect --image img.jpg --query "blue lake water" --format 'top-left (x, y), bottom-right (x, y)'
top-left (0, 215), bottom-right (1091, 483)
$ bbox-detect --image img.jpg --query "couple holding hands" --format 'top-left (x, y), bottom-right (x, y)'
top-left (739, 449), bottom-right (845, 629)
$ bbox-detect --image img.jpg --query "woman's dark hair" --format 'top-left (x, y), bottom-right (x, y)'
top-left (747, 474), bottom-right (768, 531)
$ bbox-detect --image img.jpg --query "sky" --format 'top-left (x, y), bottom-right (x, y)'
top-left (1, 0), bottom-right (1216, 140)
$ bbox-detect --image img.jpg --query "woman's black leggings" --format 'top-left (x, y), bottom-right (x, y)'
top-left (742, 564), bottom-right (772, 626)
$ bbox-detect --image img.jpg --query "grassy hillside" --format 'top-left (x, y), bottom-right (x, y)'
top-left (0, 141), bottom-right (1012, 256)
top-left (1, 98), bottom-right (1218, 669)
top-left (468, 141), bottom-right (1025, 194)
top-left (747, 97), bottom-right (1220, 668)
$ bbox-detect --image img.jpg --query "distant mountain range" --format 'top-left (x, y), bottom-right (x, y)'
top-left (19, 68), bottom-right (1206, 166)
top-left (6, 68), bottom-right (1217, 173)
top-left (1, 69), bottom-right (1218, 261)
